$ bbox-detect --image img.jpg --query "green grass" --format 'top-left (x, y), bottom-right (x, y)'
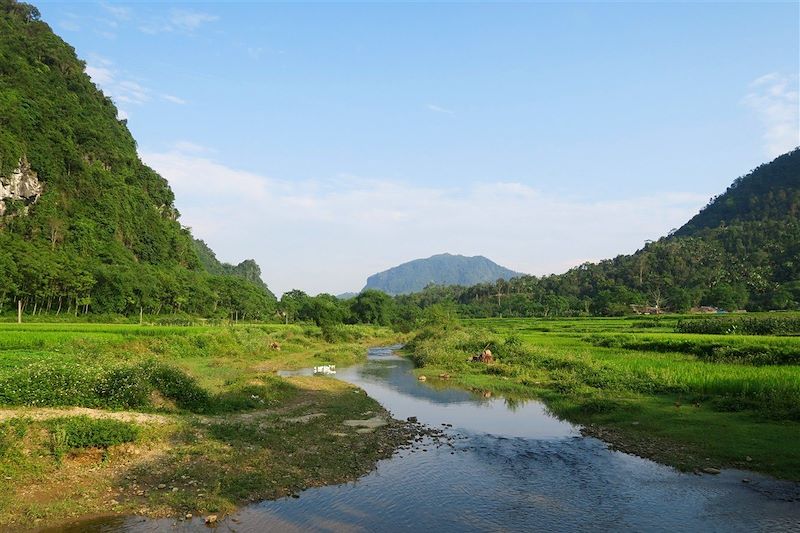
top-left (0, 321), bottom-right (404, 528)
top-left (47, 416), bottom-right (140, 460)
top-left (0, 322), bottom-right (399, 412)
top-left (411, 316), bottom-right (800, 479)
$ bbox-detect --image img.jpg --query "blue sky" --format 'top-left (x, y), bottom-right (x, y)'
top-left (38, 1), bottom-right (800, 296)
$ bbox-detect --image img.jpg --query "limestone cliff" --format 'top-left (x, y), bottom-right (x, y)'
top-left (0, 157), bottom-right (43, 216)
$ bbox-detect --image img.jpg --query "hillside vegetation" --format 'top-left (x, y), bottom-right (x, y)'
top-left (395, 150), bottom-right (800, 315)
top-left (0, 1), bottom-right (275, 320)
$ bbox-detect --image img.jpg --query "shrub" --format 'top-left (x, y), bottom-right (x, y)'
top-left (321, 323), bottom-right (355, 343)
top-left (0, 359), bottom-right (212, 411)
top-left (47, 416), bottom-right (139, 458)
top-left (94, 365), bottom-right (151, 408)
top-left (143, 362), bottom-right (210, 412)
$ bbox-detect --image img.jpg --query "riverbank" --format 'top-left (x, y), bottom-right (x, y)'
top-left (0, 323), bottom-right (409, 529)
top-left (405, 316), bottom-right (800, 481)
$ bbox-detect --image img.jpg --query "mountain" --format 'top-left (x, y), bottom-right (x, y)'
top-left (336, 292), bottom-right (359, 300)
top-left (0, 1), bottom-right (275, 319)
top-left (675, 149), bottom-right (800, 236)
top-left (193, 239), bottom-right (275, 298)
top-left (399, 150), bottom-right (800, 315)
top-left (364, 253), bottom-right (524, 295)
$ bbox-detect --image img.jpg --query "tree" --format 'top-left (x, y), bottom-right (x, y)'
top-left (350, 290), bottom-right (394, 326)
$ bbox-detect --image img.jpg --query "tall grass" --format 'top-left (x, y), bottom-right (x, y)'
top-left (414, 319), bottom-right (800, 420)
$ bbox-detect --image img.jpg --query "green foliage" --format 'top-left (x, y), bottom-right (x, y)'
top-left (413, 317), bottom-right (800, 420)
top-left (677, 148), bottom-right (800, 235)
top-left (143, 361), bottom-right (211, 411)
top-left (0, 356), bottom-right (211, 411)
top-left (350, 290), bottom-right (395, 326)
top-left (46, 416), bottom-right (138, 458)
top-left (0, 2), bottom-right (275, 321)
top-left (193, 239), bottom-right (276, 299)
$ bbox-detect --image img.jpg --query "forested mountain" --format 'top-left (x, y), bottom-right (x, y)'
top-left (676, 150), bottom-right (800, 236)
top-left (0, 1), bottom-right (275, 319)
top-left (397, 150), bottom-right (800, 316)
top-left (193, 239), bottom-right (275, 298)
top-left (363, 253), bottom-right (523, 295)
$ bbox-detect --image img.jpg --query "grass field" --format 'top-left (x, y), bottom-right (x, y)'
top-left (408, 314), bottom-right (800, 480)
top-left (0, 322), bottom-right (405, 528)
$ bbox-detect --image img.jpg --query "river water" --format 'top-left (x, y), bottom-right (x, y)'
top-left (57, 346), bottom-right (800, 532)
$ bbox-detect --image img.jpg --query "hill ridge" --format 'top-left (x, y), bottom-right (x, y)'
top-left (363, 253), bottom-right (523, 295)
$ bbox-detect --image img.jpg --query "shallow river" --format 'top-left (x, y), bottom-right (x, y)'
top-left (59, 346), bottom-right (800, 532)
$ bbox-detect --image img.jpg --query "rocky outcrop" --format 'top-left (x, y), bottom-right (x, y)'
top-left (0, 157), bottom-right (43, 216)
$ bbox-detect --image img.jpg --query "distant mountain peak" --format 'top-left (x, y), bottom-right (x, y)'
top-left (363, 253), bottom-right (524, 295)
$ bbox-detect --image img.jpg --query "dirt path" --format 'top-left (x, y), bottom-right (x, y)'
top-left (0, 407), bottom-right (172, 424)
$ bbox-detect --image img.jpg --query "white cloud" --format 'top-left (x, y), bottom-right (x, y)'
top-left (85, 56), bottom-right (186, 107)
top-left (84, 57), bottom-right (156, 107)
top-left (247, 47), bottom-right (264, 60)
top-left (100, 2), bottom-right (131, 21)
top-left (162, 94), bottom-right (187, 105)
top-left (743, 72), bottom-right (800, 158)
top-left (171, 141), bottom-right (213, 154)
top-left (59, 18), bottom-right (81, 32)
top-left (85, 64), bottom-right (114, 86)
top-left (427, 104), bottom-right (454, 115)
top-left (140, 9), bottom-right (218, 34)
top-left (141, 147), bottom-right (708, 297)
top-left (170, 10), bottom-right (218, 31)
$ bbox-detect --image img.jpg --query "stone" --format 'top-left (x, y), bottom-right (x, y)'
top-left (343, 415), bottom-right (388, 431)
top-left (407, 416), bottom-right (418, 423)
top-left (186, 513), bottom-right (193, 519)
top-left (205, 515), bottom-right (218, 524)
top-left (418, 375), bottom-right (427, 381)
top-left (702, 467), bottom-right (721, 475)
top-left (0, 157), bottom-right (43, 217)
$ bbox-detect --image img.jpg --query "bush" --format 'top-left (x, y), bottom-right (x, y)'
top-left (321, 323), bottom-right (355, 343)
top-left (47, 416), bottom-right (139, 458)
top-left (143, 362), bottom-right (210, 412)
top-left (94, 365), bottom-right (151, 408)
top-left (0, 359), bottom-right (212, 411)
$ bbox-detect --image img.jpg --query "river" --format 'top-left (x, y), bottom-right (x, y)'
top-left (58, 346), bottom-right (800, 532)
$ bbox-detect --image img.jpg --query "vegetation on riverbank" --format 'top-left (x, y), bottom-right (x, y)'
top-left (0, 322), bottom-right (405, 529)
top-left (406, 313), bottom-right (800, 480)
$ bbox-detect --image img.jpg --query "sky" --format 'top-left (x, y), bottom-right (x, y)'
top-left (37, 1), bottom-right (800, 296)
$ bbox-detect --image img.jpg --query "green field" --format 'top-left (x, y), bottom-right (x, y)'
top-left (408, 314), bottom-right (800, 480)
top-left (0, 322), bottom-right (404, 528)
